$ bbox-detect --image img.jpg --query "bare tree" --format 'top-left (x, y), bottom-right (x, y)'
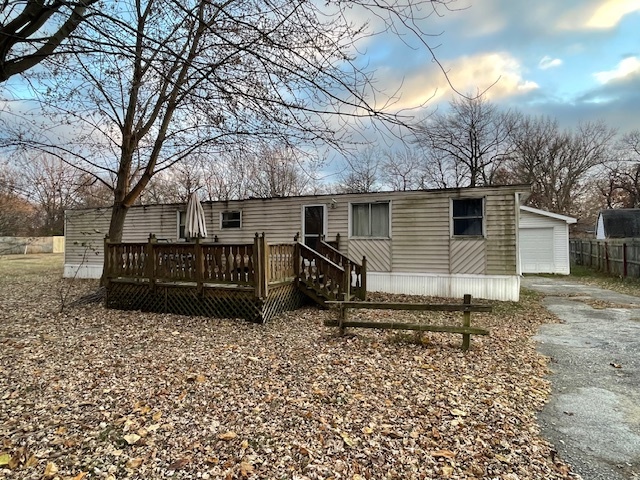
top-left (507, 117), bottom-right (616, 215)
top-left (0, 0), bottom-right (98, 82)
top-left (12, 153), bottom-right (87, 234)
top-left (245, 145), bottom-right (319, 198)
top-left (0, 160), bottom-right (38, 235)
top-left (380, 147), bottom-right (427, 191)
top-left (337, 147), bottom-right (382, 193)
top-left (596, 130), bottom-right (640, 209)
top-left (4, 0), bottom-right (456, 242)
top-left (414, 95), bottom-right (518, 187)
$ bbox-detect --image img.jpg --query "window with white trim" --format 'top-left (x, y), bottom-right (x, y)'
top-left (177, 211), bottom-right (187, 239)
top-left (351, 202), bottom-right (390, 237)
top-left (221, 210), bottom-right (241, 229)
top-left (452, 198), bottom-right (483, 236)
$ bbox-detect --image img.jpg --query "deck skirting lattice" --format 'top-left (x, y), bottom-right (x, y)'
top-left (106, 281), bottom-right (304, 323)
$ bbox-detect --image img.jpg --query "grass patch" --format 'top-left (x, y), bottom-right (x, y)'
top-left (0, 253), bottom-right (63, 278)
top-left (563, 264), bottom-right (640, 297)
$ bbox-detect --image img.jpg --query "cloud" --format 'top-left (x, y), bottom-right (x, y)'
top-left (557, 0), bottom-right (640, 30)
top-left (594, 56), bottom-right (640, 84)
top-left (380, 52), bottom-right (538, 111)
top-left (539, 56), bottom-right (563, 70)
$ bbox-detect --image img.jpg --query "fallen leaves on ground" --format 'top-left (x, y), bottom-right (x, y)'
top-left (0, 256), bottom-right (576, 479)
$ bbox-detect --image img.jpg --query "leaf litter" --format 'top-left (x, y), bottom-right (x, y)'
top-left (0, 264), bottom-right (578, 479)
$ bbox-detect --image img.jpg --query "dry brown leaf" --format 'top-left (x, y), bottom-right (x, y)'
top-left (218, 431), bottom-right (237, 441)
top-left (123, 433), bottom-right (141, 445)
top-left (152, 410), bottom-right (162, 421)
top-left (125, 457), bottom-right (143, 469)
top-left (43, 461), bottom-right (58, 479)
top-left (72, 472), bottom-right (88, 480)
top-left (240, 461), bottom-right (254, 477)
top-left (450, 408), bottom-right (468, 417)
top-left (431, 449), bottom-right (456, 459)
top-left (168, 457), bottom-right (190, 470)
top-left (25, 455), bottom-right (38, 468)
top-left (442, 465), bottom-right (454, 476)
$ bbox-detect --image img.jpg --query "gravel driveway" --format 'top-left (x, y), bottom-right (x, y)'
top-left (523, 276), bottom-right (640, 480)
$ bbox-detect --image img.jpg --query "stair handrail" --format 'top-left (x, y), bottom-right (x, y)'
top-left (318, 237), bottom-right (366, 300)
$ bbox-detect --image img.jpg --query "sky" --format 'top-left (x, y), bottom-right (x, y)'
top-left (357, 0), bottom-right (640, 135)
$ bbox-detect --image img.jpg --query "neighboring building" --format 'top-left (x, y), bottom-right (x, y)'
top-left (519, 206), bottom-right (577, 275)
top-left (65, 184), bottom-right (530, 301)
top-left (596, 209), bottom-right (640, 240)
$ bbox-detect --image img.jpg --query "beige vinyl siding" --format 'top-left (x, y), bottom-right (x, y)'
top-left (348, 239), bottom-right (391, 271)
top-left (391, 195), bottom-right (450, 273)
top-left (64, 208), bottom-right (112, 268)
top-left (485, 193), bottom-right (518, 275)
top-left (450, 239), bottom-right (486, 274)
top-left (64, 185), bottom-right (527, 278)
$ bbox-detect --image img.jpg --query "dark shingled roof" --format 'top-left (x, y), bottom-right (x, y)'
top-left (599, 209), bottom-right (640, 238)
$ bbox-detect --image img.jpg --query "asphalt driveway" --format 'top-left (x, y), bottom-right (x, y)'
top-left (522, 276), bottom-right (640, 480)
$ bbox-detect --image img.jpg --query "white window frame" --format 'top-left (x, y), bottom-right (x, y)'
top-left (220, 210), bottom-right (242, 229)
top-left (177, 210), bottom-right (187, 240)
top-left (348, 200), bottom-right (391, 239)
top-left (450, 197), bottom-right (485, 238)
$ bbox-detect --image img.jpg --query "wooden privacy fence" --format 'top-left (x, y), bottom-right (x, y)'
top-left (324, 294), bottom-right (491, 351)
top-left (570, 238), bottom-right (640, 278)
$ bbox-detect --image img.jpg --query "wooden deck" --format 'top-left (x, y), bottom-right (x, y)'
top-left (103, 234), bottom-right (365, 322)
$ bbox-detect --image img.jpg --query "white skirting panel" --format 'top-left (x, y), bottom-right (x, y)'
top-left (63, 264), bottom-right (103, 279)
top-left (367, 272), bottom-right (520, 301)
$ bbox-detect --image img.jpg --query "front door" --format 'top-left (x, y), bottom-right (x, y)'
top-left (303, 205), bottom-right (325, 250)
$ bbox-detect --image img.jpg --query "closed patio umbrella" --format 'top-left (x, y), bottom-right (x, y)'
top-left (185, 192), bottom-right (208, 239)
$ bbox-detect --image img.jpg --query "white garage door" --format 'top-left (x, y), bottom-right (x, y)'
top-left (520, 227), bottom-right (555, 273)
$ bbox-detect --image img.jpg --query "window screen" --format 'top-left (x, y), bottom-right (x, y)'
top-left (452, 198), bottom-right (483, 236)
top-left (221, 211), bottom-right (241, 229)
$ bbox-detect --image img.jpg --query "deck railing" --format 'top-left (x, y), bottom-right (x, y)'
top-left (317, 237), bottom-right (366, 300)
top-left (104, 233), bottom-right (288, 298)
top-left (104, 233), bottom-right (366, 303)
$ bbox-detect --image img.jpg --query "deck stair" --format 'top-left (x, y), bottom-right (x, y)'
top-left (295, 239), bottom-right (366, 307)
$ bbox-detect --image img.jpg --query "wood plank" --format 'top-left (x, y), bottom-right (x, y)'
top-left (325, 301), bottom-right (492, 312)
top-left (323, 319), bottom-right (488, 335)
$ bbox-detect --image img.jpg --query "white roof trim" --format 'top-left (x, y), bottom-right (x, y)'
top-left (520, 205), bottom-right (577, 224)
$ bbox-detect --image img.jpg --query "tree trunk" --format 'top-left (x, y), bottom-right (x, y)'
top-left (108, 202), bottom-right (129, 243)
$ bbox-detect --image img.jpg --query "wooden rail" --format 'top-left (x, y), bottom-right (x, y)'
top-left (104, 234), bottom-right (295, 299)
top-left (296, 242), bottom-right (346, 302)
top-left (317, 238), bottom-right (366, 300)
top-left (325, 294), bottom-right (490, 351)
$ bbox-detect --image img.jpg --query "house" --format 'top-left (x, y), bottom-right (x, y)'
top-left (519, 206), bottom-right (577, 275)
top-left (596, 209), bottom-right (640, 239)
top-left (64, 184), bottom-right (530, 302)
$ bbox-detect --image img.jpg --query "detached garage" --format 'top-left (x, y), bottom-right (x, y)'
top-left (519, 206), bottom-right (577, 275)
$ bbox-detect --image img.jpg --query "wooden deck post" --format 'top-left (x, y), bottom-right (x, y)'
top-left (462, 294), bottom-right (472, 352)
top-left (262, 233), bottom-right (269, 298)
top-left (146, 234), bottom-right (157, 291)
top-left (339, 303), bottom-right (347, 336)
top-left (254, 233), bottom-right (263, 299)
top-left (360, 255), bottom-right (367, 300)
top-left (343, 259), bottom-right (351, 301)
top-left (195, 236), bottom-right (203, 295)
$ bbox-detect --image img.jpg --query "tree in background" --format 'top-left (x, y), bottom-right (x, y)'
top-left (4, 0), bottom-right (455, 242)
top-left (413, 95), bottom-right (518, 187)
top-left (506, 117), bottom-right (616, 216)
top-left (596, 130), bottom-right (640, 209)
top-left (0, 160), bottom-right (38, 235)
top-left (337, 147), bottom-right (382, 193)
top-left (380, 147), bottom-right (427, 191)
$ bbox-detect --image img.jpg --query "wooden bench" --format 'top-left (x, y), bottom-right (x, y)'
top-left (325, 294), bottom-right (491, 351)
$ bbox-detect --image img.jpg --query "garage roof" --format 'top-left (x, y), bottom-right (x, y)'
top-left (520, 206), bottom-right (577, 224)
